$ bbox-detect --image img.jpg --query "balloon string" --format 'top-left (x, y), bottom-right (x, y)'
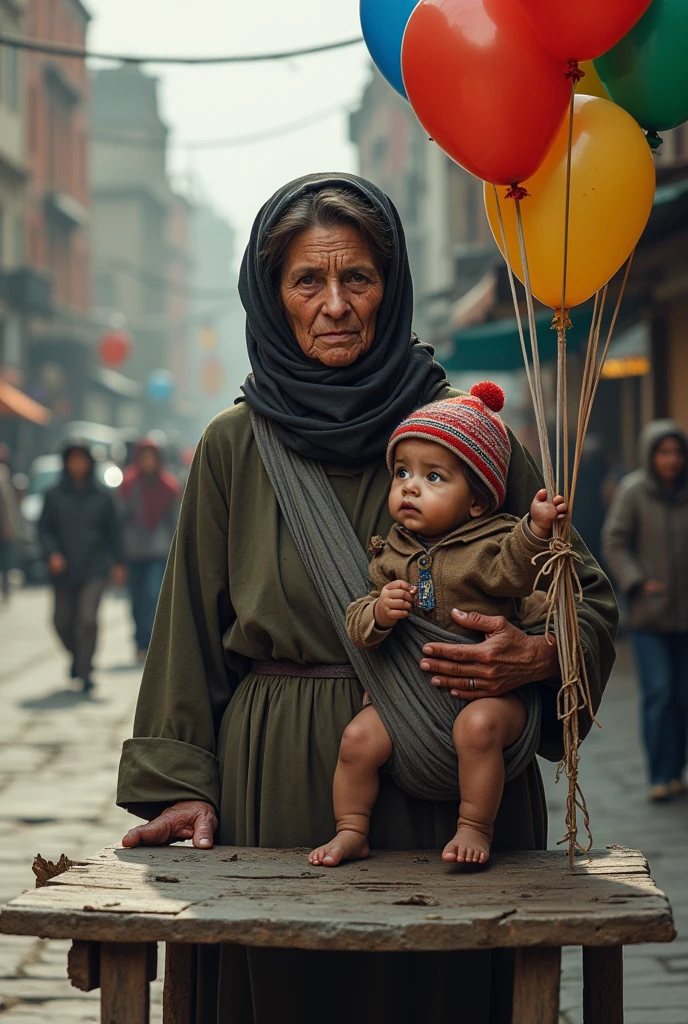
top-left (556, 80), bottom-right (576, 500)
top-left (569, 253), bottom-right (634, 518)
top-left (490, 185), bottom-right (535, 401)
top-left (514, 198), bottom-right (555, 496)
top-left (514, 199), bottom-right (593, 873)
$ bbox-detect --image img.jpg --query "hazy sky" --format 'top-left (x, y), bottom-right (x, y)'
top-left (87, 1), bottom-right (372, 261)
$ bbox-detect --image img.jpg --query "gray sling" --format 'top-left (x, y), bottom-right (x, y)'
top-left (251, 410), bottom-right (541, 801)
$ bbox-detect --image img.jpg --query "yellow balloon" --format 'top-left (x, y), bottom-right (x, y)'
top-left (484, 95), bottom-right (655, 311)
top-left (576, 62), bottom-right (609, 100)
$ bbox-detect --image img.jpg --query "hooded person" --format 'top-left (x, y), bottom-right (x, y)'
top-left (38, 439), bottom-right (125, 693)
top-left (119, 439), bottom-right (181, 660)
top-left (604, 419), bottom-right (688, 800)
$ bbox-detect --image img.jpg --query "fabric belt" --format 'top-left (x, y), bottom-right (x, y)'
top-left (250, 659), bottom-right (358, 679)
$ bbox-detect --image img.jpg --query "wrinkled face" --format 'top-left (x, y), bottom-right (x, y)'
top-left (653, 436), bottom-right (686, 485)
top-left (389, 439), bottom-right (487, 539)
top-left (279, 224), bottom-right (384, 368)
top-left (137, 447), bottom-right (159, 474)
top-left (65, 449), bottom-right (92, 484)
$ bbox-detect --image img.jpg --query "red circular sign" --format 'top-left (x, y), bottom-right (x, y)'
top-left (99, 330), bottom-right (132, 368)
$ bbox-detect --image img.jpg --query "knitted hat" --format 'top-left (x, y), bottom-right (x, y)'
top-left (386, 381), bottom-right (511, 510)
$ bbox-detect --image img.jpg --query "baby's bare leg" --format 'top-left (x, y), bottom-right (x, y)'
top-left (442, 694), bottom-right (527, 865)
top-left (309, 706), bottom-right (392, 867)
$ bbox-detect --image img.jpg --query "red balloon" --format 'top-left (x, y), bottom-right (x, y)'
top-left (514, 0), bottom-right (652, 63)
top-left (402, 0), bottom-right (570, 186)
top-left (99, 330), bottom-right (132, 369)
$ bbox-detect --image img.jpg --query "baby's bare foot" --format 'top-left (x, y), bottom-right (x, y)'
top-left (308, 830), bottom-right (370, 867)
top-left (442, 823), bottom-right (492, 865)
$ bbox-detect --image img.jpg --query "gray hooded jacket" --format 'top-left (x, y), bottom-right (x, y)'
top-left (603, 419), bottom-right (688, 632)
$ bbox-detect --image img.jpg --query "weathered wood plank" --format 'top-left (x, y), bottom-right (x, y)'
top-left (512, 946), bottom-right (561, 1024)
top-left (100, 942), bottom-right (150, 1024)
top-left (583, 945), bottom-right (623, 1024)
top-left (163, 943), bottom-right (195, 1024)
top-left (0, 847), bottom-right (675, 952)
top-left (67, 939), bottom-right (100, 992)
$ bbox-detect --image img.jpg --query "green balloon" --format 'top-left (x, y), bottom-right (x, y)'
top-left (595, 0), bottom-right (688, 133)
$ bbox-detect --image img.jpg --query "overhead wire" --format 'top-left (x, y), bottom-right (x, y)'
top-left (0, 33), bottom-right (363, 65)
top-left (91, 103), bottom-right (350, 151)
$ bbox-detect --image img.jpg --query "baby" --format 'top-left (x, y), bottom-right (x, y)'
top-left (309, 383), bottom-right (566, 868)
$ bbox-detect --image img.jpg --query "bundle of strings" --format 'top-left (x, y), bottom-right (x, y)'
top-left (490, 72), bottom-right (632, 870)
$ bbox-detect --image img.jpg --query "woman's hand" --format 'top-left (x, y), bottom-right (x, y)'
top-left (419, 609), bottom-right (559, 700)
top-left (121, 799), bottom-right (218, 850)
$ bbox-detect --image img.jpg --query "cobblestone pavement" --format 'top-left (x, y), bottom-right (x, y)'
top-left (0, 587), bottom-right (161, 1022)
top-left (0, 587), bottom-right (686, 1022)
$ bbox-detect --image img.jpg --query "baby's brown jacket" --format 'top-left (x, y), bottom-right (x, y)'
top-left (346, 513), bottom-right (551, 648)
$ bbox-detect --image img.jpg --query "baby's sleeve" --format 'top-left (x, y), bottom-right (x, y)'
top-left (346, 590), bottom-right (392, 648)
top-left (479, 516), bottom-right (551, 598)
top-left (345, 543), bottom-right (396, 649)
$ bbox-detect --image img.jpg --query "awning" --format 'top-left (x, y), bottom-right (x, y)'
top-left (445, 309), bottom-right (594, 373)
top-left (601, 321), bottom-right (650, 379)
top-left (450, 270), bottom-right (497, 329)
top-left (0, 379), bottom-right (52, 425)
top-left (90, 366), bottom-right (143, 399)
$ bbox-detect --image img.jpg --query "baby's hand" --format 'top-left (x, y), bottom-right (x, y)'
top-left (529, 488), bottom-right (567, 539)
top-left (374, 580), bottom-right (417, 629)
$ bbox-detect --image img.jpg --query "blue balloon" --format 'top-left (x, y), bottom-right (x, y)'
top-left (147, 369), bottom-right (174, 403)
top-left (360, 0), bottom-right (418, 98)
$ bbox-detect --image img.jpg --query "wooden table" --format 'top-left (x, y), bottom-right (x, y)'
top-left (0, 845), bottom-right (675, 1024)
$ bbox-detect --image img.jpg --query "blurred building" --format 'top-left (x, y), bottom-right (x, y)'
top-left (89, 64), bottom-right (195, 438)
top-left (187, 199), bottom-right (246, 438)
top-left (350, 69), bottom-right (495, 349)
top-left (0, 0), bottom-right (30, 456)
top-left (583, 126), bottom-right (688, 474)
top-left (20, 0), bottom-right (95, 449)
top-left (349, 69), bottom-right (536, 438)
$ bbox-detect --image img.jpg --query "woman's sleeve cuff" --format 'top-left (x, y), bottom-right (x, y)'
top-left (116, 736), bottom-right (220, 820)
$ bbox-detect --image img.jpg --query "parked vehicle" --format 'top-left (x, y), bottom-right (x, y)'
top-left (19, 453), bottom-right (123, 582)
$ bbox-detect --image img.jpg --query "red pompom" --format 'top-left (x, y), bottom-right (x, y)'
top-left (470, 380), bottom-right (505, 413)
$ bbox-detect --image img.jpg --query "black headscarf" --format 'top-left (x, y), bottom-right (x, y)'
top-left (238, 172), bottom-right (447, 464)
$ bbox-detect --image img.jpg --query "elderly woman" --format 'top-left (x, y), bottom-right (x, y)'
top-left (117, 173), bottom-right (617, 1023)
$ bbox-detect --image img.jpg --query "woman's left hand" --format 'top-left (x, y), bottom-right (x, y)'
top-left (419, 609), bottom-right (559, 699)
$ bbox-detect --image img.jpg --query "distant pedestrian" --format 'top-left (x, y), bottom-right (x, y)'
top-left (603, 420), bottom-right (688, 801)
top-left (119, 439), bottom-right (180, 662)
top-left (39, 441), bottom-right (125, 693)
top-left (0, 447), bottom-right (21, 602)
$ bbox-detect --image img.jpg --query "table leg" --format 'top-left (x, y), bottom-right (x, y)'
top-left (512, 946), bottom-right (561, 1024)
top-left (68, 940), bottom-right (100, 991)
top-left (100, 942), bottom-right (152, 1024)
top-left (163, 943), bottom-right (196, 1024)
top-left (583, 946), bottom-right (623, 1024)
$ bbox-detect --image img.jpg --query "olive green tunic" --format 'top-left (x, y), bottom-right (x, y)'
top-left (117, 395), bottom-right (618, 1024)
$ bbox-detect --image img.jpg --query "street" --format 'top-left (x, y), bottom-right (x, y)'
top-left (0, 587), bottom-right (686, 1023)
top-left (0, 588), bottom-right (162, 1022)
